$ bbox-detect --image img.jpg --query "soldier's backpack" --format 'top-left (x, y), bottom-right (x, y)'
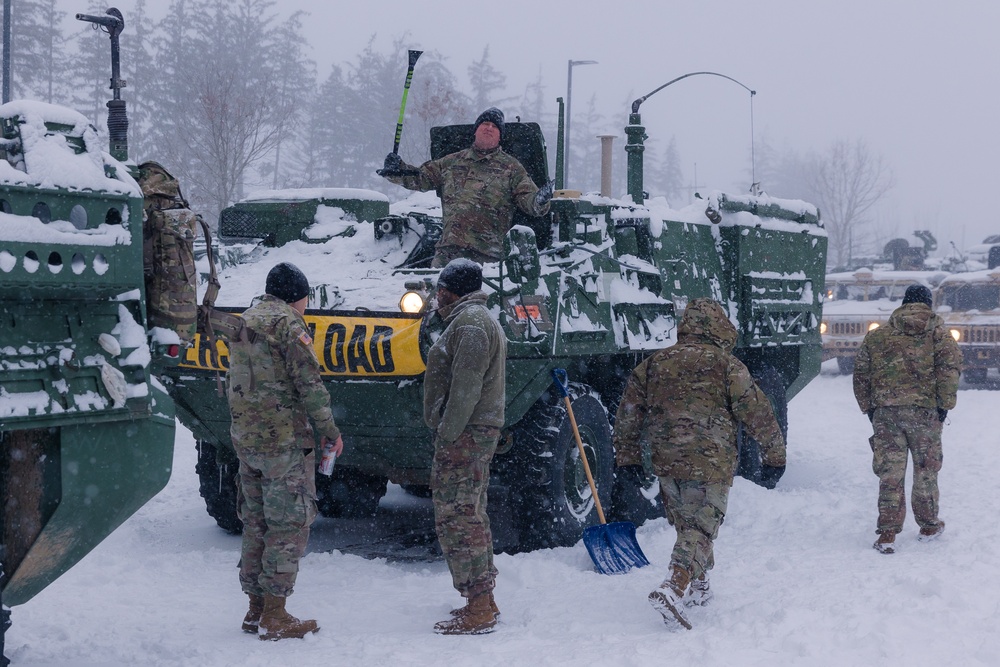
top-left (138, 161), bottom-right (205, 342)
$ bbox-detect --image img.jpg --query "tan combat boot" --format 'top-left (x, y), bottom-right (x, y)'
top-left (449, 595), bottom-right (500, 620)
top-left (434, 592), bottom-right (499, 635)
top-left (684, 573), bottom-right (712, 607)
top-left (241, 594), bottom-right (264, 634)
top-left (258, 594), bottom-right (319, 641)
top-left (918, 522), bottom-right (945, 542)
top-left (648, 565), bottom-right (693, 630)
top-left (873, 532), bottom-right (896, 554)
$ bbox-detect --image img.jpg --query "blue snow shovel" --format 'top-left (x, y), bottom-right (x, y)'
top-left (551, 369), bottom-right (650, 575)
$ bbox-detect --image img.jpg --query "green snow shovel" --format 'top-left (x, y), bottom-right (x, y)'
top-left (551, 369), bottom-right (650, 575)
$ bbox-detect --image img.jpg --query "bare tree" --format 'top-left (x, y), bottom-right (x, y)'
top-left (804, 138), bottom-right (893, 267)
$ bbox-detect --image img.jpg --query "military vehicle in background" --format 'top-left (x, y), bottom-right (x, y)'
top-left (935, 268), bottom-right (1000, 385)
top-left (964, 234), bottom-right (1000, 271)
top-left (0, 8), bottom-right (175, 662)
top-left (821, 231), bottom-right (946, 374)
top-left (160, 83), bottom-right (828, 553)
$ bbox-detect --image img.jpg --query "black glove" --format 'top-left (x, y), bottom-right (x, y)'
top-left (758, 465), bottom-right (785, 489)
top-left (382, 152), bottom-right (402, 174)
top-left (534, 180), bottom-right (554, 209)
top-left (615, 465), bottom-right (646, 486)
top-left (867, 408), bottom-right (875, 423)
top-left (937, 408), bottom-right (948, 423)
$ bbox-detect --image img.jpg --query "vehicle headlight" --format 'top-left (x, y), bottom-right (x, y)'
top-left (820, 321), bottom-right (828, 334)
top-left (399, 290), bottom-right (426, 314)
top-left (950, 328), bottom-right (961, 342)
top-left (868, 322), bottom-right (880, 332)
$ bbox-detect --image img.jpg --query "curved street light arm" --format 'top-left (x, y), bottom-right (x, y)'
top-left (631, 71), bottom-right (755, 114)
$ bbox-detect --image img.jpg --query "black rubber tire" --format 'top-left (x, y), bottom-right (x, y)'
top-left (501, 384), bottom-right (615, 550)
top-left (836, 356), bottom-right (856, 375)
top-left (736, 365), bottom-right (788, 487)
top-left (195, 440), bottom-right (243, 534)
top-left (610, 466), bottom-right (664, 525)
top-left (315, 467), bottom-right (389, 519)
top-left (400, 484), bottom-right (433, 498)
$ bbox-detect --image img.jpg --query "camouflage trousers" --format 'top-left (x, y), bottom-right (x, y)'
top-left (871, 406), bottom-right (944, 535)
top-left (431, 245), bottom-right (499, 268)
top-left (431, 426), bottom-right (500, 598)
top-left (236, 447), bottom-right (317, 598)
top-left (658, 477), bottom-right (731, 581)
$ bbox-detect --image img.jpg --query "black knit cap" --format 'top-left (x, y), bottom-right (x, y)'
top-left (901, 284), bottom-right (933, 308)
top-left (266, 262), bottom-right (310, 303)
top-left (437, 258), bottom-right (482, 297)
top-left (473, 107), bottom-right (504, 138)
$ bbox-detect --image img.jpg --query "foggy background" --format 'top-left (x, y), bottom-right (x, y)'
top-left (3, 0), bottom-right (997, 267)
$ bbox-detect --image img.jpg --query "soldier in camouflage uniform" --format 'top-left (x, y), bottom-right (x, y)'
top-left (422, 260), bottom-right (506, 635)
top-left (227, 262), bottom-right (343, 641)
top-left (381, 107), bottom-right (553, 267)
top-left (614, 298), bottom-right (785, 630)
top-left (853, 284), bottom-right (961, 555)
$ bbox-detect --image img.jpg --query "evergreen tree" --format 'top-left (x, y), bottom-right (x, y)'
top-left (467, 45), bottom-right (508, 112)
top-left (570, 93), bottom-right (603, 193)
top-left (7, 0), bottom-right (67, 102)
top-left (145, 0), bottom-right (311, 221)
top-left (119, 0), bottom-right (156, 161)
top-left (69, 0), bottom-right (113, 131)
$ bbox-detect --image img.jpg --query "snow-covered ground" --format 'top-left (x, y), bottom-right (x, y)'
top-left (7, 364), bottom-right (999, 666)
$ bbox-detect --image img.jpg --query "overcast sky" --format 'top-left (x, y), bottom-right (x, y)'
top-left (113, 0), bottom-right (999, 254)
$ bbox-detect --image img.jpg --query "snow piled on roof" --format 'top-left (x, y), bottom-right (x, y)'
top-left (0, 100), bottom-right (139, 196)
top-left (242, 187), bottom-right (389, 203)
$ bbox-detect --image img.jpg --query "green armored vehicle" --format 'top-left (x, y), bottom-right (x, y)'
top-left (163, 95), bottom-right (827, 552)
top-left (0, 9), bottom-right (175, 662)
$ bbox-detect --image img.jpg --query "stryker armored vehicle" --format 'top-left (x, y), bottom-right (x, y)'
top-left (0, 9), bottom-right (175, 662)
top-left (935, 268), bottom-right (1000, 385)
top-left (162, 88), bottom-right (828, 552)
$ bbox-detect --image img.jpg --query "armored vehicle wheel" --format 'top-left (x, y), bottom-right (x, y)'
top-left (195, 440), bottom-right (243, 534)
top-left (963, 367), bottom-right (987, 384)
top-left (836, 356), bottom-right (856, 375)
top-left (504, 384), bottom-right (614, 550)
top-left (610, 467), bottom-right (663, 525)
top-left (315, 468), bottom-right (389, 519)
top-left (737, 365), bottom-right (788, 488)
top-left (400, 484), bottom-right (433, 498)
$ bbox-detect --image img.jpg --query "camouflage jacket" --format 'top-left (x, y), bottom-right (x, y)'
top-left (614, 299), bottom-right (785, 483)
top-left (853, 302), bottom-right (961, 412)
top-left (423, 291), bottom-right (507, 443)
top-left (228, 295), bottom-right (340, 454)
top-left (387, 146), bottom-right (549, 260)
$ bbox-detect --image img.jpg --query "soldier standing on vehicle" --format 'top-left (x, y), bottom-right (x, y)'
top-left (380, 107), bottom-right (553, 267)
top-left (853, 284), bottom-right (961, 555)
top-left (423, 259), bottom-right (506, 635)
top-left (614, 298), bottom-right (785, 630)
top-left (227, 262), bottom-right (344, 641)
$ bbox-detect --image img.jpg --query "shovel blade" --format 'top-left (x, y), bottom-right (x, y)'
top-left (582, 521), bottom-right (650, 575)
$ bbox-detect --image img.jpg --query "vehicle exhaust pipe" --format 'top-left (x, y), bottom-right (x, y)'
top-left (598, 135), bottom-right (615, 197)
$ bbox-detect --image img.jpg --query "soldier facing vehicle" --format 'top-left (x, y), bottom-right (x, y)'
top-left (614, 298), bottom-right (786, 630)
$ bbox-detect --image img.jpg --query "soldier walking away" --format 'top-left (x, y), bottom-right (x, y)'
top-left (380, 107), bottom-right (553, 267)
top-left (227, 262), bottom-right (344, 640)
top-left (853, 284), bottom-right (961, 555)
top-left (423, 259), bottom-right (507, 635)
top-left (613, 298), bottom-right (785, 630)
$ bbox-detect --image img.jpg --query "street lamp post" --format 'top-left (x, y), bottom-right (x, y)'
top-left (565, 59), bottom-right (597, 188)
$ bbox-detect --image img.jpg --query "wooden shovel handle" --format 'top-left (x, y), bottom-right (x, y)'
top-left (563, 395), bottom-right (607, 525)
